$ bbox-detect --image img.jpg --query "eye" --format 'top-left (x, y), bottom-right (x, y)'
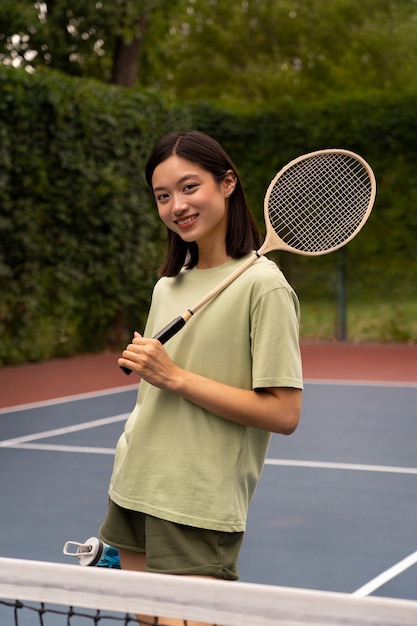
top-left (184, 183), bottom-right (199, 192)
top-left (155, 192), bottom-right (169, 202)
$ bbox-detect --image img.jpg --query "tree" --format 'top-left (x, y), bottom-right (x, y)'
top-left (160, 0), bottom-right (417, 106)
top-left (0, 0), bottom-right (416, 102)
top-left (0, 0), bottom-right (182, 87)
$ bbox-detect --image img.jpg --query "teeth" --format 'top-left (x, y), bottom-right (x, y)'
top-left (178, 216), bottom-right (196, 225)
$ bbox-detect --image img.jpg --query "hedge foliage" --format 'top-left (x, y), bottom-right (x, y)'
top-left (0, 68), bottom-right (416, 364)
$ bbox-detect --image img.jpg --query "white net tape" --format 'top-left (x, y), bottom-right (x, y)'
top-left (0, 557), bottom-right (416, 626)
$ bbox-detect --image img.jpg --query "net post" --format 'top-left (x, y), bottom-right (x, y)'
top-left (337, 247), bottom-right (347, 341)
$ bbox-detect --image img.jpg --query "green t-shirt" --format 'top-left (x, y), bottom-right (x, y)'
top-left (108, 255), bottom-right (303, 532)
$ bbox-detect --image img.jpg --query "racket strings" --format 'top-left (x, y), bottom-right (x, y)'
top-left (268, 153), bottom-right (373, 253)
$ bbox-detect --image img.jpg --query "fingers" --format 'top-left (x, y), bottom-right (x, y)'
top-left (119, 331), bottom-right (175, 387)
top-left (120, 333), bottom-right (159, 367)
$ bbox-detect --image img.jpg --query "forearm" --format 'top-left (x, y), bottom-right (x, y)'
top-left (118, 336), bottom-right (302, 434)
top-left (167, 367), bottom-right (302, 435)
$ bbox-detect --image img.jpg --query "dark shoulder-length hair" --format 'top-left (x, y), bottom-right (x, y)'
top-left (145, 130), bottom-right (262, 277)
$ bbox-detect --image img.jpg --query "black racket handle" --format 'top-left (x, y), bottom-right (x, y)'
top-left (119, 316), bottom-right (187, 376)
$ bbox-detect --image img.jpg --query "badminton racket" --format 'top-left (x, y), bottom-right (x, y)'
top-left (121, 148), bottom-right (376, 375)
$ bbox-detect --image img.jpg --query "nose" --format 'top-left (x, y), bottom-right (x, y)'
top-left (172, 193), bottom-right (188, 215)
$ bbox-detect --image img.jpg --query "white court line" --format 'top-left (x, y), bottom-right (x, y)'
top-left (265, 458), bottom-right (417, 475)
top-left (4, 432), bottom-right (417, 480)
top-left (352, 550), bottom-right (417, 597)
top-left (0, 384), bottom-right (138, 415)
top-left (0, 379), bottom-right (415, 416)
top-left (2, 406), bottom-right (416, 478)
top-left (305, 379), bottom-right (417, 388)
top-left (0, 414), bottom-right (129, 447)
top-left (9, 443), bottom-right (116, 454)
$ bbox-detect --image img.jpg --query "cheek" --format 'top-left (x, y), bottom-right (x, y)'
top-left (157, 205), bottom-right (170, 226)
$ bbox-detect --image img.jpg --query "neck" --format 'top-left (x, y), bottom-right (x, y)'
top-left (196, 243), bottom-right (231, 269)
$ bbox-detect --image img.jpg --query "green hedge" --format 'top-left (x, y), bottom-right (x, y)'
top-left (0, 69), bottom-right (416, 364)
top-left (0, 68), bottom-right (194, 363)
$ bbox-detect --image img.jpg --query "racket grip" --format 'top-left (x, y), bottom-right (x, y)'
top-left (153, 315), bottom-right (187, 344)
top-left (119, 315), bottom-right (188, 376)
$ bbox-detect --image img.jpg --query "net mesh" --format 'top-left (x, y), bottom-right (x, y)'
top-left (267, 152), bottom-right (375, 253)
top-left (1, 557), bottom-right (417, 626)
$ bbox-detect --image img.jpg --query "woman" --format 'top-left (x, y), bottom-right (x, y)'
top-left (100, 131), bottom-right (303, 626)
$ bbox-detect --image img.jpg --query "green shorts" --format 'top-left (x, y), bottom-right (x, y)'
top-left (99, 499), bottom-right (243, 580)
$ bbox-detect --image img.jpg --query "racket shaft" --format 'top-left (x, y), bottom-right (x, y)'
top-left (188, 252), bottom-right (258, 315)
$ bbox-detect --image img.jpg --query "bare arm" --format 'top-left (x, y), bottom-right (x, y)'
top-left (118, 334), bottom-right (302, 435)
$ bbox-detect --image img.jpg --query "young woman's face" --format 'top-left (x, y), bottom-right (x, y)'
top-left (151, 155), bottom-right (236, 250)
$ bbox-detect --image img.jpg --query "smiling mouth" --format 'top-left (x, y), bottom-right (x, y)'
top-left (176, 214), bottom-right (199, 228)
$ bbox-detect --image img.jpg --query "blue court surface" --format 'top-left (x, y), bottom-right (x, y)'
top-left (0, 379), bottom-right (416, 602)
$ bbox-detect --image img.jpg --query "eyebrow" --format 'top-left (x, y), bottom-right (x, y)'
top-left (153, 173), bottom-right (201, 194)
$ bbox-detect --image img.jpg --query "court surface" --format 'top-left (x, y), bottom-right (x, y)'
top-left (0, 343), bottom-right (416, 603)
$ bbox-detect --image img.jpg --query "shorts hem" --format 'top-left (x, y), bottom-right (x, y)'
top-left (99, 527), bottom-right (145, 554)
top-left (146, 563), bottom-right (239, 581)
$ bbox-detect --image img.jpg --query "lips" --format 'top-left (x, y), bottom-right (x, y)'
top-left (176, 214), bottom-right (199, 229)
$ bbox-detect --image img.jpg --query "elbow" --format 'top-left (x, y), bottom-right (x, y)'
top-left (277, 409), bottom-right (300, 435)
top-left (268, 408), bottom-right (300, 435)
top-left (274, 390), bottom-right (302, 435)
top-left (281, 414), bottom-right (300, 435)
top-left (259, 387), bottom-right (302, 435)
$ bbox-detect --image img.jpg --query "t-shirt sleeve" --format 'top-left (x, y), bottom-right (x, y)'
top-left (251, 285), bottom-right (303, 390)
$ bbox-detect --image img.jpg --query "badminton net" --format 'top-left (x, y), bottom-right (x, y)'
top-left (1, 556), bottom-right (416, 626)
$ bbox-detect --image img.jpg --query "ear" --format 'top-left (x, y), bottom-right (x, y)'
top-left (223, 170), bottom-right (237, 197)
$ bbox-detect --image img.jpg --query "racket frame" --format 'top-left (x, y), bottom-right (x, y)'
top-left (260, 148), bottom-right (377, 256)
